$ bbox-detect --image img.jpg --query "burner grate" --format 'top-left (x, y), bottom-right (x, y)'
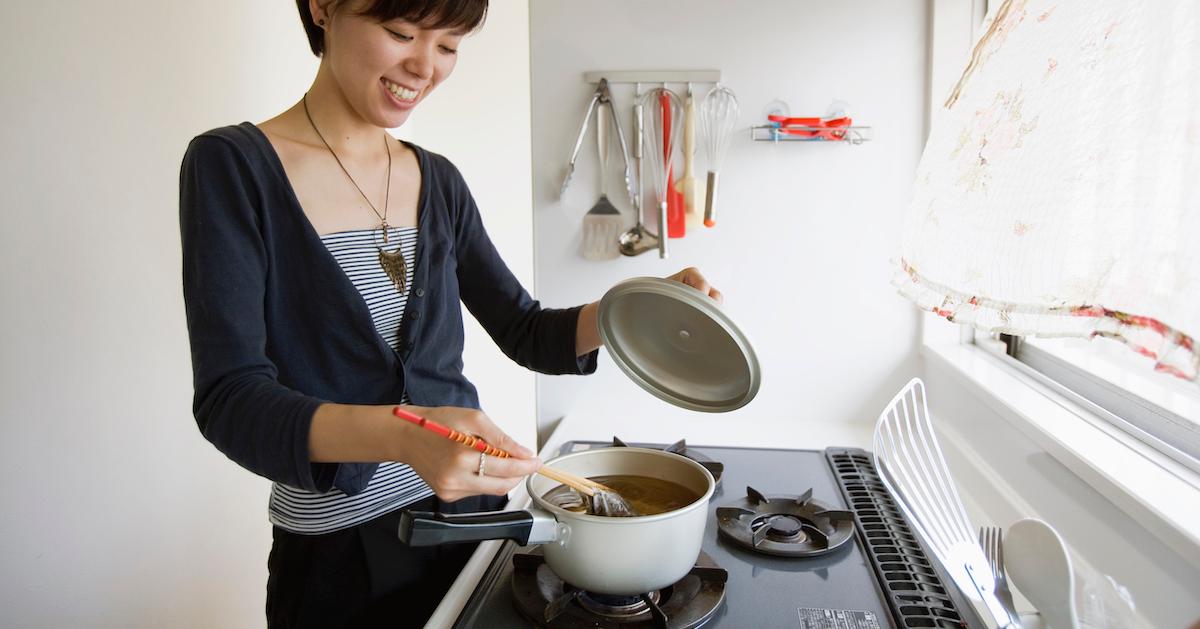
top-left (612, 437), bottom-right (724, 487)
top-left (510, 547), bottom-right (726, 628)
top-left (716, 486), bottom-right (854, 557)
top-left (825, 448), bottom-right (966, 629)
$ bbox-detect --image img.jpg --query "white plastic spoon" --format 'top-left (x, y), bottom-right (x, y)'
top-left (1005, 518), bottom-right (1078, 629)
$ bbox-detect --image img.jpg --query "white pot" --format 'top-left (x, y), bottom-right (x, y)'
top-left (399, 447), bottom-right (716, 595)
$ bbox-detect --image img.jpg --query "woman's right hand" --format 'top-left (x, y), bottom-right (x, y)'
top-left (397, 405), bottom-right (542, 502)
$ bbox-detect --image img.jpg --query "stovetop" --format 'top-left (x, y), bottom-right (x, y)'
top-left (450, 441), bottom-right (980, 628)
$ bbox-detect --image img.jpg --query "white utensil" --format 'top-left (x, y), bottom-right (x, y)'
top-left (1005, 519), bottom-right (1078, 629)
top-left (874, 378), bottom-right (1022, 628)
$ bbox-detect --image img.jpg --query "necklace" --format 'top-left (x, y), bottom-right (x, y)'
top-left (303, 93), bottom-right (407, 293)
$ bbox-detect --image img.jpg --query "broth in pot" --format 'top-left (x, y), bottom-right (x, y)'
top-left (542, 474), bottom-right (701, 517)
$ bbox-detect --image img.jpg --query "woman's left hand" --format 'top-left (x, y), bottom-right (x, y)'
top-left (666, 267), bottom-right (723, 304)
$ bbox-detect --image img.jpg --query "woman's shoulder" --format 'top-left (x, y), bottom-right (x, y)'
top-left (401, 141), bottom-right (464, 184)
top-left (188, 122), bottom-right (264, 150)
top-left (182, 122), bottom-right (276, 177)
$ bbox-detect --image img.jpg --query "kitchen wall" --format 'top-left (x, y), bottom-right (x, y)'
top-left (529, 0), bottom-right (927, 440)
top-left (0, 1), bottom-right (532, 626)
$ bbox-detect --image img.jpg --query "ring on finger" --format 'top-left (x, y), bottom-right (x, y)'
top-left (476, 451), bottom-right (487, 476)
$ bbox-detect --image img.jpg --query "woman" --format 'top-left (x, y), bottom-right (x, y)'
top-left (179, 0), bottom-right (721, 626)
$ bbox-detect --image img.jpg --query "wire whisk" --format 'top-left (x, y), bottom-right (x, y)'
top-left (697, 85), bottom-right (739, 228)
top-left (639, 88), bottom-right (682, 259)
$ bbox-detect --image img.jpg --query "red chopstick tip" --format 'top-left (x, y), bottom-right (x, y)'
top-left (392, 406), bottom-right (425, 426)
top-left (704, 219), bottom-right (715, 227)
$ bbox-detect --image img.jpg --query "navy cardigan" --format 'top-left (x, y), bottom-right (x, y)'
top-left (179, 123), bottom-right (596, 496)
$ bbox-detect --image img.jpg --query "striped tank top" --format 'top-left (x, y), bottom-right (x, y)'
top-left (268, 225), bottom-right (434, 534)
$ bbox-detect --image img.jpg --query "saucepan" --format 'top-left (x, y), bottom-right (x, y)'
top-left (399, 447), bottom-right (716, 595)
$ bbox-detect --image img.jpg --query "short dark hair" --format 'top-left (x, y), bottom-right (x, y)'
top-left (296, 0), bottom-right (489, 57)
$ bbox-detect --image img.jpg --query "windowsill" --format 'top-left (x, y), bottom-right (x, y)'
top-left (922, 326), bottom-right (1200, 568)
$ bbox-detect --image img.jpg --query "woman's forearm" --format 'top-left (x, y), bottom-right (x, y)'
top-left (308, 402), bottom-right (408, 463)
top-left (576, 301), bottom-right (601, 356)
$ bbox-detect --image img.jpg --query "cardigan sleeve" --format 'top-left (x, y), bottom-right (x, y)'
top-left (446, 164), bottom-right (599, 376)
top-left (179, 134), bottom-right (337, 493)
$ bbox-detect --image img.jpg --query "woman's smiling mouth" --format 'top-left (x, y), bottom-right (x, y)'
top-left (382, 78), bottom-right (419, 102)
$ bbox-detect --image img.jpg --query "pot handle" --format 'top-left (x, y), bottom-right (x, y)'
top-left (399, 509), bottom-right (536, 546)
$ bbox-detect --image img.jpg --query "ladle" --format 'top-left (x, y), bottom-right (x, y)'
top-left (619, 82), bottom-right (658, 257)
top-left (618, 216), bottom-right (658, 257)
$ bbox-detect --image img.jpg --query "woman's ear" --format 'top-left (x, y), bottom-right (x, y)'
top-left (309, 0), bottom-right (336, 28)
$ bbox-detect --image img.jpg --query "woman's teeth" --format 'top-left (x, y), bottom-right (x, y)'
top-left (384, 79), bottom-right (418, 102)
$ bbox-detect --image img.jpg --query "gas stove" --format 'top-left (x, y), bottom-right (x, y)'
top-left (448, 441), bottom-right (981, 628)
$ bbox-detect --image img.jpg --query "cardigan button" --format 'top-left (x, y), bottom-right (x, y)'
top-left (406, 340), bottom-right (415, 350)
top-left (415, 288), bottom-right (425, 297)
top-left (411, 311), bottom-right (421, 320)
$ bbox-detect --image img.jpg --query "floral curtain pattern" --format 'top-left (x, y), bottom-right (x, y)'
top-left (897, 0), bottom-right (1200, 380)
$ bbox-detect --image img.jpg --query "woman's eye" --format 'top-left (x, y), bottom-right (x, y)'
top-left (439, 45), bottom-right (458, 55)
top-left (386, 29), bottom-right (413, 42)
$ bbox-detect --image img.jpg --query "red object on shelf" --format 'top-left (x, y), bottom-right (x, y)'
top-left (767, 115), bottom-right (853, 140)
top-left (662, 91), bottom-right (685, 238)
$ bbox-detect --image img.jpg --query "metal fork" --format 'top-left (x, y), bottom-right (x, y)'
top-left (979, 527), bottom-right (1019, 621)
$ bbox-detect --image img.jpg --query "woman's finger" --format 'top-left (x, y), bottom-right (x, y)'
top-left (482, 454), bottom-right (542, 479)
top-left (669, 266), bottom-right (722, 302)
top-left (469, 412), bottom-right (537, 459)
top-left (465, 473), bottom-right (524, 497)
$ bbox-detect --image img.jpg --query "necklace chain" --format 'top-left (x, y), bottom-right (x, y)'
top-left (302, 93), bottom-right (407, 294)
top-left (302, 93), bottom-right (394, 242)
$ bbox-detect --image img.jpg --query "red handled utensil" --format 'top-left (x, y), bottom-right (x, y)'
top-left (663, 90), bottom-right (685, 239)
top-left (393, 406), bottom-right (510, 457)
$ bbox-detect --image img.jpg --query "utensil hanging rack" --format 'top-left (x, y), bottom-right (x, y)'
top-left (583, 70), bottom-right (721, 85)
top-left (750, 124), bottom-right (872, 144)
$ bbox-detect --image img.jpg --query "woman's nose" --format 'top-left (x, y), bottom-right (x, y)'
top-left (403, 42), bottom-right (435, 80)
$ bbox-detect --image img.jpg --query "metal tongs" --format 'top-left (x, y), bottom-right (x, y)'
top-left (561, 78), bottom-right (636, 209)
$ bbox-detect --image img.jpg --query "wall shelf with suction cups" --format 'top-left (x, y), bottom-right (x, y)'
top-left (749, 125), bottom-right (872, 144)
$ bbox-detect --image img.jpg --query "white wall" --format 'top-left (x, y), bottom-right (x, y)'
top-left (529, 0), bottom-right (927, 441)
top-left (0, 1), bottom-right (532, 627)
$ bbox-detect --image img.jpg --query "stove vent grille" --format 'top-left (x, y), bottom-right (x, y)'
top-left (826, 448), bottom-right (966, 629)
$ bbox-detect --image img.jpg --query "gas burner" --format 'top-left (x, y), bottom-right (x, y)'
top-left (577, 591), bottom-right (659, 618)
top-left (611, 437), bottom-right (725, 487)
top-left (716, 486), bottom-right (854, 557)
top-left (511, 547), bottom-right (727, 628)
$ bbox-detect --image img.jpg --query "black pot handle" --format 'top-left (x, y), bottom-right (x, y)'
top-left (399, 509), bottom-right (535, 546)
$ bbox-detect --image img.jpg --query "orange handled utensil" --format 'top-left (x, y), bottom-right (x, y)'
top-left (391, 407), bottom-right (629, 510)
top-left (393, 407), bottom-right (511, 458)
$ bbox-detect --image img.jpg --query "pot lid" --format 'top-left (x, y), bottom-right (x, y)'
top-left (597, 277), bottom-right (760, 413)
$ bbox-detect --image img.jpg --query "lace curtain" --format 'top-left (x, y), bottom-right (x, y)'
top-left (896, 0), bottom-right (1200, 380)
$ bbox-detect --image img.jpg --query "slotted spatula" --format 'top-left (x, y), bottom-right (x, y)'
top-left (580, 100), bottom-right (624, 260)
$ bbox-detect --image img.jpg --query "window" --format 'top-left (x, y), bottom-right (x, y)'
top-left (906, 0), bottom-right (1200, 480)
top-left (994, 333), bottom-right (1200, 475)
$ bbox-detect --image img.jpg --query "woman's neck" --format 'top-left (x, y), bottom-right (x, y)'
top-left (298, 71), bottom-right (391, 158)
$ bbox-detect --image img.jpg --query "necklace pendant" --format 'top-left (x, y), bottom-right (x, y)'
top-left (378, 247), bottom-right (407, 294)
top-left (381, 221), bottom-right (390, 245)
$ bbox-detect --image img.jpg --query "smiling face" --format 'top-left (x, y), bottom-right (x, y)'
top-left (315, 0), bottom-right (468, 128)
